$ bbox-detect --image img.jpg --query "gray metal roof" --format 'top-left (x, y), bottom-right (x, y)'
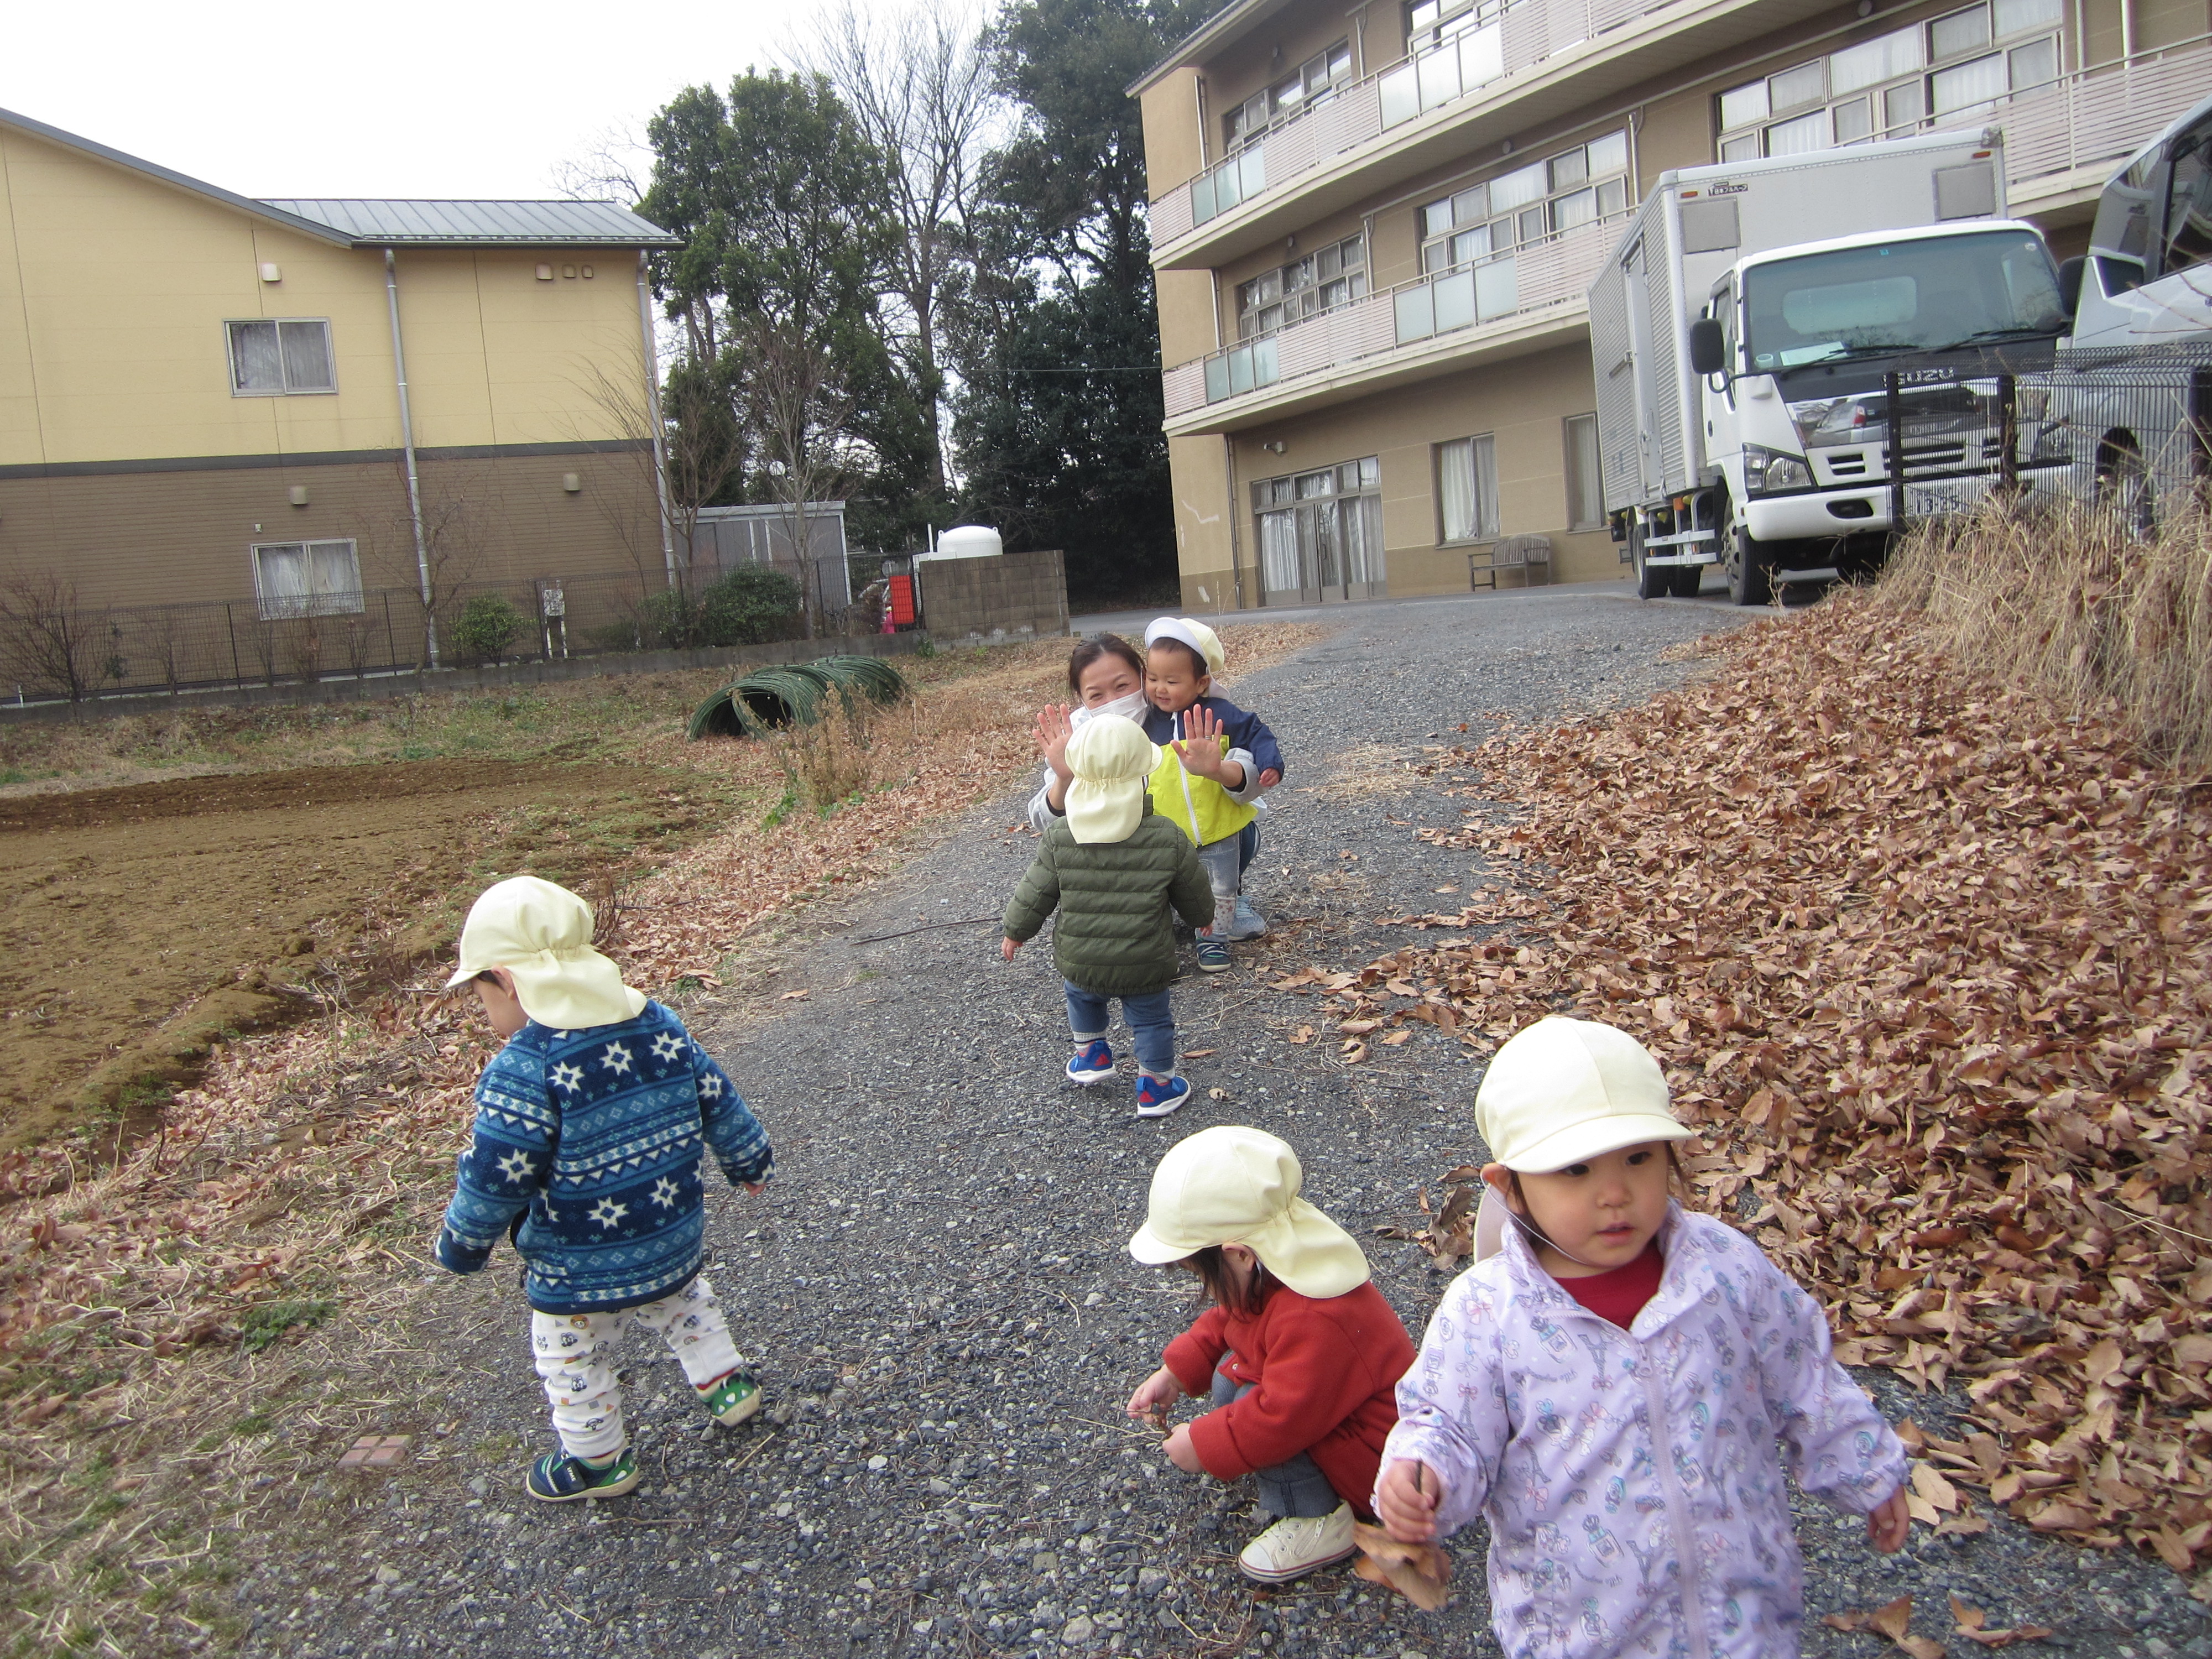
top-left (0, 105), bottom-right (680, 250)
top-left (262, 198), bottom-right (681, 248)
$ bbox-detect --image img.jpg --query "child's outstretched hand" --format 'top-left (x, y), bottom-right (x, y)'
top-left (1000, 936), bottom-right (1022, 962)
top-left (1170, 705), bottom-right (1243, 787)
top-left (1866, 1485), bottom-right (1910, 1553)
top-left (1035, 705), bottom-right (1076, 782)
top-left (1376, 1458), bottom-right (1442, 1544)
top-left (1127, 1365), bottom-right (1181, 1426)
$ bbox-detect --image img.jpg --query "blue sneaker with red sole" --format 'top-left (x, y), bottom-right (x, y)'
top-left (1135, 1073), bottom-right (1190, 1118)
top-left (1066, 1040), bottom-right (1115, 1084)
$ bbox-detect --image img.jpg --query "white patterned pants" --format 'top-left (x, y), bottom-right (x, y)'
top-left (529, 1275), bottom-right (744, 1460)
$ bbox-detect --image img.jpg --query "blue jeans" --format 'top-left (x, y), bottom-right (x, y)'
top-left (1064, 982), bottom-right (1177, 1077)
top-left (1211, 1361), bottom-right (1342, 1518)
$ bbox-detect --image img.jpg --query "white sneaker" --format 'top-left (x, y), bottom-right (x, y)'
top-left (1227, 896), bottom-right (1268, 939)
top-left (1238, 1502), bottom-right (1355, 1583)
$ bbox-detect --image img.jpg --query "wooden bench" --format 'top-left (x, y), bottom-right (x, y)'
top-left (1467, 534), bottom-right (1552, 591)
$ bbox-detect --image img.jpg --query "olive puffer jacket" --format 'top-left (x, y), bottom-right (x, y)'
top-left (1003, 807), bottom-right (1216, 996)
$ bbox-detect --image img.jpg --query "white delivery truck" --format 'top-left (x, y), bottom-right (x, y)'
top-left (1587, 131), bottom-right (2071, 603)
top-left (2044, 90), bottom-right (2212, 532)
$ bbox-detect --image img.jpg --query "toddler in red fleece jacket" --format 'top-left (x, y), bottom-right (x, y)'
top-left (1125, 1125), bottom-right (1415, 1584)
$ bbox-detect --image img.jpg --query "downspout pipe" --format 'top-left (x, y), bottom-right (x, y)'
top-left (637, 251), bottom-right (678, 589)
top-left (383, 248), bottom-right (437, 669)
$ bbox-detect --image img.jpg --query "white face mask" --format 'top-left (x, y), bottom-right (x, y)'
top-left (1070, 688), bottom-right (1149, 729)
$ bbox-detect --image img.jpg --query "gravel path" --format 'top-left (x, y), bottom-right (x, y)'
top-left (236, 584), bottom-right (2207, 1659)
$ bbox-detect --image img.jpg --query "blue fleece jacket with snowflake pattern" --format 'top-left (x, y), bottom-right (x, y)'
top-left (435, 1000), bottom-right (771, 1313)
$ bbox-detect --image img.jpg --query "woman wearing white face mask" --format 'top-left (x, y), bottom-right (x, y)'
top-left (1026, 635), bottom-right (1155, 831)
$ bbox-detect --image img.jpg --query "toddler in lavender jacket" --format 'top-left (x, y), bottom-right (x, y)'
top-left (1376, 1018), bottom-right (1910, 1658)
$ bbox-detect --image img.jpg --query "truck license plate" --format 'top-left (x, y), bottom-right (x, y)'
top-left (1902, 477), bottom-right (1986, 518)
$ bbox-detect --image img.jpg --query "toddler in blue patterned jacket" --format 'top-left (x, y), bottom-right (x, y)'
top-left (434, 876), bottom-right (774, 1503)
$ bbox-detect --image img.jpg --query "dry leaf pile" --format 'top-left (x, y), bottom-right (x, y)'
top-left (1822, 1590), bottom-right (2052, 1656)
top-left (1291, 591), bottom-right (2212, 1573)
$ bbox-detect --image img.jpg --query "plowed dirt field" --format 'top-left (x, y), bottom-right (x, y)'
top-left (0, 759), bottom-right (734, 1146)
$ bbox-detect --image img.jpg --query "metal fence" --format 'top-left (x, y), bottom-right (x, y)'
top-left (0, 560), bottom-right (884, 707)
top-left (2032, 343), bottom-right (2212, 531)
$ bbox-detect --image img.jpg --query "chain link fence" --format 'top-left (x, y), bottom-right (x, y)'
top-left (0, 562), bottom-right (881, 707)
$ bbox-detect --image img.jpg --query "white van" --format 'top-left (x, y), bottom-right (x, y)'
top-left (2049, 92), bottom-right (2212, 527)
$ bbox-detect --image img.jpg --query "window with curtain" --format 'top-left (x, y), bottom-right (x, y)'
top-left (227, 320), bottom-right (336, 394)
top-left (253, 539), bottom-right (364, 619)
top-left (1563, 415), bottom-right (1603, 529)
top-left (1438, 435), bottom-right (1499, 542)
top-left (1714, 0), bottom-right (2061, 163)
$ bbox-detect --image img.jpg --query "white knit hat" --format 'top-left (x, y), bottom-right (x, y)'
top-left (1129, 1126), bottom-right (1369, 1298)
top-left (444, 876), bottom-right (647, 1030)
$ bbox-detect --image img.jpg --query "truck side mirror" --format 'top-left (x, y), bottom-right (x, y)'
top-left (2056, 255), bottom-right (2085, 319)
top-left (1688, 317), bottom-right (1726, 377)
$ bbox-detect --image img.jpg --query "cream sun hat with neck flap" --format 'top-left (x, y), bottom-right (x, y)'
top-left (1144, 616), bottom-right (1226, 677)
top-left (444, 875), bottom-right (648, 1031)
top-left (1063, 713), bottom-right (1159, 844)
top-left (1128, 1125), bottom-right (1369, 1298)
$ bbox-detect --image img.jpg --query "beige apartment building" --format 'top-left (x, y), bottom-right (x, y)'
top-left (0, 107), bottom-right (678, 639)
top-left (1133, 0), bottom-right (2210, 608)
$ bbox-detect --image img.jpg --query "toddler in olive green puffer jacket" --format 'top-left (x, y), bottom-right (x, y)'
top-left (1001, 715), bottom-right (1216, 1118)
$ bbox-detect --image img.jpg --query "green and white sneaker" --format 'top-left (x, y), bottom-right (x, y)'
top-left (699, 1368), bottom-right (764, 1427)
top-left (526, 1447), bottom-right (639, 1503)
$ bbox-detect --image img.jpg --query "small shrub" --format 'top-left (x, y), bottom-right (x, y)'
top-left (450, 594), bottom-right (528, 666)
top-left (769, 690), bottom-right (875, 815)
top-left (237, 1298), bottom-right (335, 1354)
top-left (698, 565), bottom-right (804, 646)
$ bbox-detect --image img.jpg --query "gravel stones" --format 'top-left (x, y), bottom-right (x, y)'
top-left (233, 586), bottom-right (2208, 1657)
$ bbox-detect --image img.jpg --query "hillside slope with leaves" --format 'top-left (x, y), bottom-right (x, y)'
top-left (1329, 589), bottom-right (2211, 1577)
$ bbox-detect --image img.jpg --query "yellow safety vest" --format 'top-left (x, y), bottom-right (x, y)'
top-left (1147, 713), bottom-right (1258, 849)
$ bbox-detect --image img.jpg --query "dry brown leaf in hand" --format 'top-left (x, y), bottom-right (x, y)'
top-left (1350, 1522), bottom-right (1451, 1611)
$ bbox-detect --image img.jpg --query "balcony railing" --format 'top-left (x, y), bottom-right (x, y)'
top-left (1152, 18), bottom-right (2211, 253)
top-left (1155, 0), bottom-right (1676, 247)
top-left (1164, 213), bottom-right (1621, 421)
top-left (1955, 35), bottom-right (2210, 191)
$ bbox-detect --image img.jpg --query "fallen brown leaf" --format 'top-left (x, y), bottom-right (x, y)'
top-left (1350, 1522), bottom-right (1451, 1611)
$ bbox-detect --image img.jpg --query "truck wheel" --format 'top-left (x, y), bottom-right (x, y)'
top-left (1668, 565), bottom-right (1703, 597)
top-left (2094, 437), bottom-right (2156, 539)
top-left (1726, 523), bottom-right (1773, 607)
top-left (1630, 524), bottom-right (1669, 600)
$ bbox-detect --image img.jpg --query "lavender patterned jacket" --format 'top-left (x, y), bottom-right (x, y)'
top-left (1380, 1204), bottom-right (1906, 1659)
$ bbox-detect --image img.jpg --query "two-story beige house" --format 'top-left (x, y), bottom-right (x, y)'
top-left (1134, 0), bottom-right (2209, 608)
top-left (0, 107), bottom-right (680, 672)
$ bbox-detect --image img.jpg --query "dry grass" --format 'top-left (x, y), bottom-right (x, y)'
top-left (1880, 502), bottom-right (2212, 776)
top-left (0, 619), bottom-right (1328, 1655)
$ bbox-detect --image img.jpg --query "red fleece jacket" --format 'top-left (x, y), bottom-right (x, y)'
top-left (1162, 1280), bottom-right (1414, 1518)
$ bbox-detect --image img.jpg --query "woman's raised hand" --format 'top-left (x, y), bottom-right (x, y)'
top-left (1035, 704), bottom-right (1076, 782)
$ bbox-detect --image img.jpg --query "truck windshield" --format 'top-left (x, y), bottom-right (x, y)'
top-left (1743, 230), bottom-right (2065, 369)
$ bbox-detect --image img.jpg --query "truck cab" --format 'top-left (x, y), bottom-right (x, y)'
top-left (1702, 222), bottom-right (2069, 561)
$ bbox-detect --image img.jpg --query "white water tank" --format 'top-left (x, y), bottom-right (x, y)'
top-left (922, 524), bottom-right (1003, 561)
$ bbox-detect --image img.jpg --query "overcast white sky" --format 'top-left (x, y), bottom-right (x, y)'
top-left (2, 0), bottom-right (842, 202)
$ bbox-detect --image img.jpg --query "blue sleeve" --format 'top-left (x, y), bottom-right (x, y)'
top-left (437, 1044), bottom-right (557, 1275)
top-left (1212, 698), bottom-right (1284, 780)
top-left (691, 1033), bottom-right (774, 1187)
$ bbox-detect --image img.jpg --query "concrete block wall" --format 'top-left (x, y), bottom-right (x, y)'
top-left (915, 550), bottom-right (1070, 646)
